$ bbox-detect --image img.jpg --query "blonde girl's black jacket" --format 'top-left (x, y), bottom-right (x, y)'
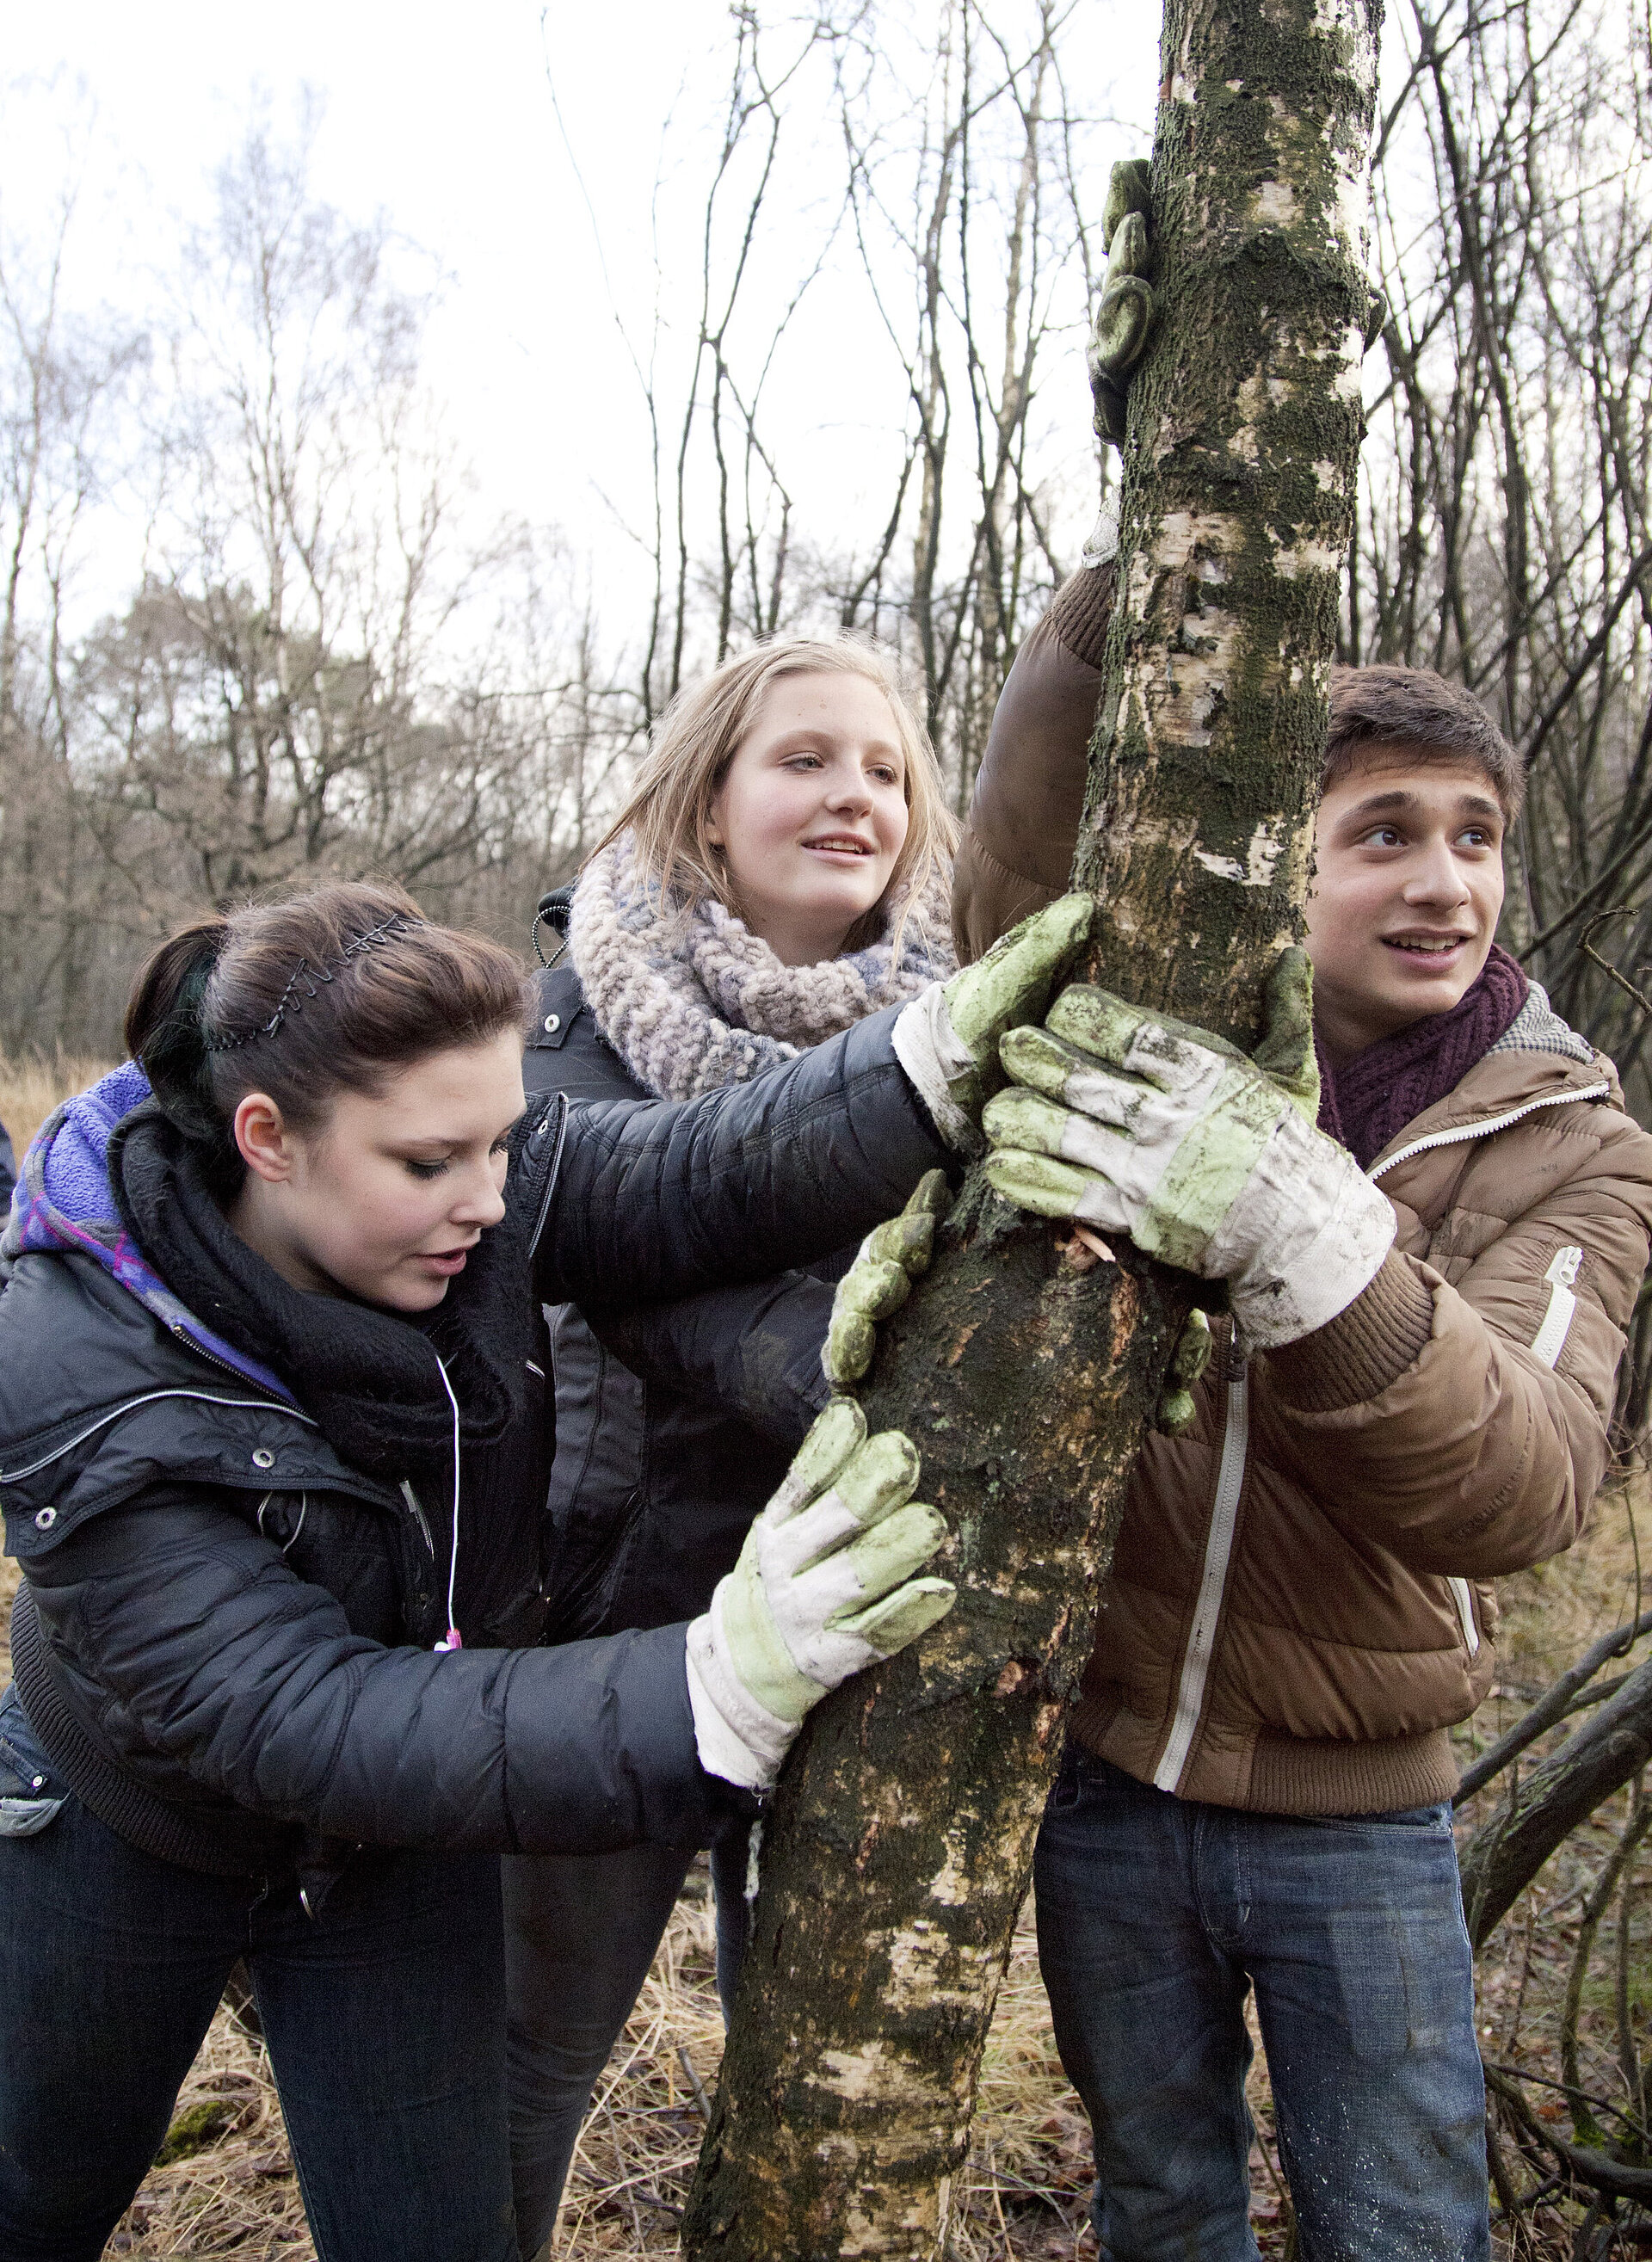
top-left (524, 956), bottom-right (843, 1643)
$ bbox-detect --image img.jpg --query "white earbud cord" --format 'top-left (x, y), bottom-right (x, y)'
top-left (432, 1353), bottom-right (463, 1652)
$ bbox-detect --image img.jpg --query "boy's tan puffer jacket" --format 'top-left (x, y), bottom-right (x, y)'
top-left (1070, 1025), bottom-right (1652, 1814)
top-left (958, 564), bottom-right (1652, 1814)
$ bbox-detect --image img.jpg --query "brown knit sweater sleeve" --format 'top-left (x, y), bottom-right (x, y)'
top-left (951, 561), bottom-right (1117, 963)
top-left (1041, 553), bottom-right (1114, 666)
top-left (1264, 1253), bottom-right (1436, 1413)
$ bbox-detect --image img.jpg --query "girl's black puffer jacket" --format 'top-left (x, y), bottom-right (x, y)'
top-left (0, 1014), bottom-right (945, 1882)
top-left (524, 954), bottom-right (841, 1643)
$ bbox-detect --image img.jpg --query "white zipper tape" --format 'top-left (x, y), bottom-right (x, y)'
top-left (1530, 1244), bottom-right (1583, 1371)
top-left (1447, 1575), bottom-right (1480, 1656)
top-left (1369, 1083), bottom-right (1610, 1180)
top-left (1154, 1370), bottom-right (1249, 1794)
top-left (1, 1388), bottom-right (316, 1487)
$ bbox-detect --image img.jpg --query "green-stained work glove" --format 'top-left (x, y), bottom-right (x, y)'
top-left (982, 952), bottom-right (1396, 1352)
top-left (1364, 284), bottom-right (1389, 353)
top-left (684, 1400), bottom-right (955, 1790)
top-left (1088, 159), bottom-right (1156, 447)
top-left (825, 1170), bottom-right (950, 1390)
top-left (1156, 1307), bottom-right (1212, 1436)
top-left (892, 894), bottom-right (1093, 1153)
top-left (1249, 946), bottom-right (1321, 1125)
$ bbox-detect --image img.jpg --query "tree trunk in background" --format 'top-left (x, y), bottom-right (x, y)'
top-left (1459, 1655), bottom-right (1652, 1951)
top-left (682, 3), bottom-right (1384, 2254)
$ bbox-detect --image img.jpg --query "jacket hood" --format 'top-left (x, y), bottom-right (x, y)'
top-left (0, 1062), bottom-right (296, 1408)
top-left (1490, 977), bottom-right (1599, 1069)
top-left (1364, 979), bottom-right (1615, 1179)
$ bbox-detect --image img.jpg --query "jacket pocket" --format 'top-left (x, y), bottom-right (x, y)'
top-left (0, 1684), bottom-right (67, 1838)
top-left (1531, 1244), bottom-right (1585, 1370)
top-left (1446, 1575), bottom-right (1481, 1656)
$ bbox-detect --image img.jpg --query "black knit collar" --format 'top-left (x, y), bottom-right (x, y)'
top-left (110, 1100), bottom-right (529, 1482)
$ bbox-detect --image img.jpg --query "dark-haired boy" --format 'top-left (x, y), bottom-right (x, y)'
top-left (961, 642), bottom-right (1652, 2257)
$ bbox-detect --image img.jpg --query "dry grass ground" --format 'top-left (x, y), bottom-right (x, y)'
top-left (1449, 1470), bottom-right (1652, 2259)
top-left (5, 1478), bottom-right (1648, 2260)
top-left (3, 1047), bottom-right (1650, 2257)
top-left (0, 1045), bottom-right (114, 1157)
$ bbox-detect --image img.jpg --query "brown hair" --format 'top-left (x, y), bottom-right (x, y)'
top-left (126, 881), bottom-right (532, 1162)
top-left (1324, 665), bottom-right (1526, 816)
top-left (589, 637), bottom-right (959, 953)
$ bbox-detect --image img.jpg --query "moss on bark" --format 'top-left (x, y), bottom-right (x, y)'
top-left (684, 3), bottom-right (1383, 2254)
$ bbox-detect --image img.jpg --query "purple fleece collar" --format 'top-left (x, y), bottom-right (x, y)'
top-left (5, 1063), bottom-right (298, 1407)
top-left (1316, 943), bottom-right (1531, 1170)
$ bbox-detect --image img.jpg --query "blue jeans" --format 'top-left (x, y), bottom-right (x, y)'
top-left (1033, 1747), bottom-right (1489, 2262)
top-left (0, 1685), bottom-right (517, 2262)
top-left (502, 1829), bottom-right (750, 2259)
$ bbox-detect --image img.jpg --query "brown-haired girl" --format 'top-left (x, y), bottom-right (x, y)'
top-left (508, 637), bottom-right (959, 2253)
top-left (0, 872), bottom-right (1029, 2262)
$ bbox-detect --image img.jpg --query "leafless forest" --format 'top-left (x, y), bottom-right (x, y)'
top-left (5, 2), bottom-right (1645, 1085)
top-left (5, 6), bottom-right (1652, 2254)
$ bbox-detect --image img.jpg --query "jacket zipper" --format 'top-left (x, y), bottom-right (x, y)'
top-left (1531, 1244), bottom-right (1584, 1371)
top-left (1154, 1360), bottom-right (1249, 1794)
top-left (527, 1094), bottom-right (571, 1265)
top-left (1368, 1082), bottom-right (1610, 1180)
top-left (1447, 1576), bottom-right (1480, 1655)
top-left (400, 1478), bottom-right (436, 1563)
top-left (164, 1321), bottom-right (299, 1402)
top-left (1151, 1082), bottom-right (1605, 1789)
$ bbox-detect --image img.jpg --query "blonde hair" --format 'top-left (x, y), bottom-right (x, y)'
top-left (589, 638), bottom-right (959, 955)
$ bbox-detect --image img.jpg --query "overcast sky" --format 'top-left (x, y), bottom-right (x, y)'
top-left (5, 3), bottom-right (1162, 631)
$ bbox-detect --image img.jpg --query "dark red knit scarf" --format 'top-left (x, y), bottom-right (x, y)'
top-left (1316, 942), bottom-right (1528, 1170)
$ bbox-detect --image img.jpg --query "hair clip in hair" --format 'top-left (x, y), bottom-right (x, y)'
top-left (203, 913), bottom-right (423, 1053)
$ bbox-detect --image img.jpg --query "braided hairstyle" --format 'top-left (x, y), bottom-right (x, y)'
top-left (126, 882), bottom-right (532, 1174)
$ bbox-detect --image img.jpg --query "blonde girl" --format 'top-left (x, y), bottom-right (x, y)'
top-left (508, 637), bottom-right (958, 2258)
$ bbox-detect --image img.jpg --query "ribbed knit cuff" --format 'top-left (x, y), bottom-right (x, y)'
top-left (1264, 1252), bottom-right (1435, 1414)
top-left (1045, 558), bottom-right (1118, 671)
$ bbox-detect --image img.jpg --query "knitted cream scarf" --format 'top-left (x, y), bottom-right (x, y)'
top-left (570, 830), bottom-right (957, 1101)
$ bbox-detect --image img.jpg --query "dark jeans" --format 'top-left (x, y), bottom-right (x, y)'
top-left (502, 1828), bottom-right (750, 2260)
top-left (0, 1685), bottom-right (516, 2262)
top-left (1033, 1747), bottom-right (1489, 2262)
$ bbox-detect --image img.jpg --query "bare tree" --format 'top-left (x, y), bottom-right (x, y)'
top-left (823, 0), bottom-right (1106, 802)
top-left (684, 0), bottom-right (1384, 2242)
top-left (0, 116), bottom-right (644, 1052)
top-left (1356, 0), bottom-right (1652, 1101)
top-left (0, 165), bottom-right (145, 1051)
top-left (91, 123), bottom-right (523, 901)
top-left (546, 1), bottom-right (1114, 802)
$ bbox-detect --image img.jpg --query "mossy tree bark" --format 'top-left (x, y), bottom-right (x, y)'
top-left (682, 4), bottom-right (1384, 2254)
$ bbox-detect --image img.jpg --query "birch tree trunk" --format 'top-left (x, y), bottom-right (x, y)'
top-left (683, 5), bottom-right (1384, 2253)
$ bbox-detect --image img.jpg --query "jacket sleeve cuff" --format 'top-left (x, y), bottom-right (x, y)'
top-left (1264, 1253), bottom-right (1436, 1413)
top-left (1043, 558), bottom-right (1117, 671)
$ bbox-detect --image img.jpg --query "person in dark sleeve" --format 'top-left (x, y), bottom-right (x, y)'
top-left (509, 636), bottom-right (958, 2259)
top-left (0, 1116), bottom-right (15, 1215)
top-left (0, 872), bottom-right (1084, 2262)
